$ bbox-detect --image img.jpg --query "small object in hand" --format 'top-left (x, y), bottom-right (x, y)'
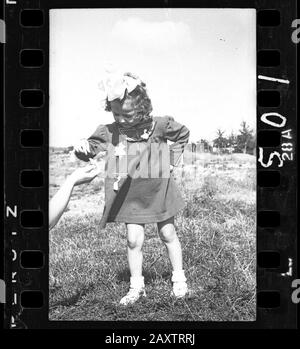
top-left (89, 158), bottom-right (97, 167)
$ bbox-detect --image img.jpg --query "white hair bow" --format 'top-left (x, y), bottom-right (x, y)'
top-left (98, 65), bottom-right (141, 108)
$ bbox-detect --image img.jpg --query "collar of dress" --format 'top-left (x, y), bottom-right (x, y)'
top-left (117, 120), bottom-right (156, 142)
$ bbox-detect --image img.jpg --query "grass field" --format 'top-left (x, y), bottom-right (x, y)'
top-left (49, 149), bottom-right (256, 321)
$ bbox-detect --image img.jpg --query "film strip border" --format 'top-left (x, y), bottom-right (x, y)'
top-left (256, 4), bottom-right (298, 328)
top-left (3, 2), bottom-right (49, 329)
top-left (2, 0), bottom-right (298, 329)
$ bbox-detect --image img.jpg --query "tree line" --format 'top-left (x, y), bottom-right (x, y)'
top-left (190, 121), bottom-right (256, 155)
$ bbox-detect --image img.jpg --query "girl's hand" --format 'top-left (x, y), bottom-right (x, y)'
top-left (69, 164), bottom-right (101, 186)
top-left (73, 139), bottom-right (90, 156)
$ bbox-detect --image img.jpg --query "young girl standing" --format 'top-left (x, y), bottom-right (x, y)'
top-left (74, 71), bottom-right (190, 305)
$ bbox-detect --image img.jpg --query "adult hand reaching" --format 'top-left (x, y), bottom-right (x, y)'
top-left (49, 163), bottom-right (102, 230)
top-left (70, 163), bottom-right (101, 186)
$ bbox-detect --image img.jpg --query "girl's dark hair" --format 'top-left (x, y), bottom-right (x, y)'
top-left (104, 73), bottom-right (153, 118)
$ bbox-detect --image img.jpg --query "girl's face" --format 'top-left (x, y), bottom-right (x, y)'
top-left (110, 94), bottom-right (141, 128)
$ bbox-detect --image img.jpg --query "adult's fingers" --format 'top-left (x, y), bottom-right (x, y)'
top-left (88, 166), bottom-right (102, 177)
top-left (85, 165), bottom-right (99, 174)
top-left (89, 158), bottom-right (97, 165)
top-left (82, 164), bottom-right (96, 172)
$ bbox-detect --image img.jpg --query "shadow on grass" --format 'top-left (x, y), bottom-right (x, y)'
top-left (51, 287), bottom-right (90, 308)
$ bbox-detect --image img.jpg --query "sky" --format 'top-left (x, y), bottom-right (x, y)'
top-left (49, 8), bottom-right (256, 146)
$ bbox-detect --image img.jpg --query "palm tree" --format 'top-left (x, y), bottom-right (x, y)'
top-left (213, 129), bottom-right (227, 153)
top-left (237, 121), bottom-right (253, 154)
top-left (227, 131), bottom-right (237, 153)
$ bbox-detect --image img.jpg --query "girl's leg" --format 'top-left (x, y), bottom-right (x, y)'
top-left (157, 217), bottom-right (183, 271)
top-left (157, 217), bottom-right (188, 298)
top-left (120, 223), bottom-right (146, 305)
top-left (126, 223), bottom-right (145, 278)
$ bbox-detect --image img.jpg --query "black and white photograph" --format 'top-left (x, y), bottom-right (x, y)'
top-left (49, 8), bottom-right (256, 321)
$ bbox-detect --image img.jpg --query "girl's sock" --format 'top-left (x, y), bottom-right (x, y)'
top-left (171, 270), bottom-right (188, 298)
top-left (130, 276), bottom-right (145, 289)
top-left (171, 269), bottom-right (187, 283)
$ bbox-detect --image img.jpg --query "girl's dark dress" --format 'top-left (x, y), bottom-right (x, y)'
top-left (76, 116), bottom-right (190, 226)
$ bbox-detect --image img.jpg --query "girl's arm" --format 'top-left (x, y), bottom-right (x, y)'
top-left (49, 165), bottom-right (101, 230)
top-left (164, 116), bottom-right (190, 167)
top-left (74, 124), bottom-right (108, 162)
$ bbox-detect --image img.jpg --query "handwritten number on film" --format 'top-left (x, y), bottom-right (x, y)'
top-left (258, 113), bottom-right (294, 168)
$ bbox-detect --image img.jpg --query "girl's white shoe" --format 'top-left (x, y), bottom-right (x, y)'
top-left (172, 281), bottom-right (188, 298)
top-left (119, 287), bottom-right (146, 305)
top-left (119, 276), bottom-right (146, 306)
